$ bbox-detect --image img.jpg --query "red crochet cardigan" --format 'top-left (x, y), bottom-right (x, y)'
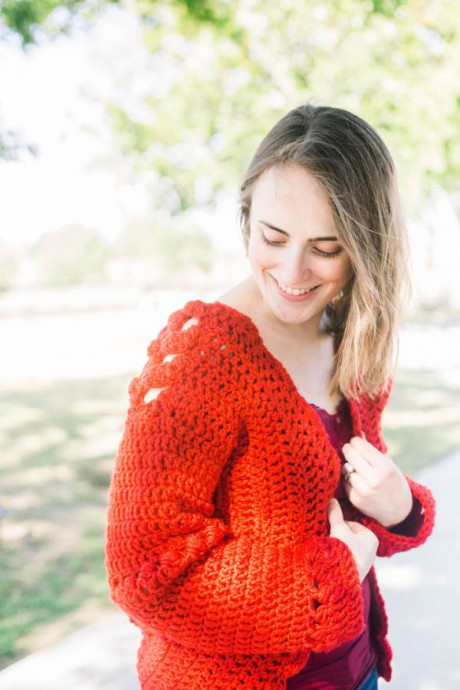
top-left (106, 300), bottom-right (435, 690)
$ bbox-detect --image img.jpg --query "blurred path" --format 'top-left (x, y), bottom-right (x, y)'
top-left (376, 449), bottom-right (460, 689)
top-left (0, 613), bottom-right (141, 690)
top-left (0, 450), bottom-right (457, 690)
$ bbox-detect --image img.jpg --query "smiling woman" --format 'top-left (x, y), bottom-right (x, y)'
top-left (106, 104), bottom-right (435, 690)
top-left (245, 165), bottom-right (353, 329)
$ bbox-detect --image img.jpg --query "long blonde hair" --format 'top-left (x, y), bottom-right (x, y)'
top-left (239, 105), bottom-right (409, 399)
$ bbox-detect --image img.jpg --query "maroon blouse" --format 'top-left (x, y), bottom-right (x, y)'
top-left (286, 399), bottom-right (377, 690)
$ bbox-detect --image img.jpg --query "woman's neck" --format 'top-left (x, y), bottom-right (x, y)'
top-left (218, 277), bottom-right (340, 412)
top-left (220, 276), bottom-right (326, 345)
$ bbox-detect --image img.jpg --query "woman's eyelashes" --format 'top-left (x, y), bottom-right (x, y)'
top-left (261, 232), bottom-right (343, 257)
top-left (261, 233), bottom-right (285, 247)
top-left (313, 247), bottom-right (343, 258)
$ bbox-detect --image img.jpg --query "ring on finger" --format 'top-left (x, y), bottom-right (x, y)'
top-left (343, 464), bottom-right (356, 483)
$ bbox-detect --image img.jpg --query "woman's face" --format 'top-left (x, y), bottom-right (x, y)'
top-left (247, 164), bottom-right (353, 329)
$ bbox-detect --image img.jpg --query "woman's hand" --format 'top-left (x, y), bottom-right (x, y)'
top-left (342, 436), bottom-right (413, 528)
top-left (328, 499), bottom-right (378, 582)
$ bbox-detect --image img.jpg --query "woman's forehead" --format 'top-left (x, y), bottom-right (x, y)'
top-left (252, 164), bottom-right (326, 202)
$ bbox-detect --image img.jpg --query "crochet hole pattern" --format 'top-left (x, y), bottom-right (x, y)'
top-left (144, 388), bottom-right (165, 404)
top-left (182, 317), bottom-right (199, 331)
top-left (143, 317), bottom-right (198, 404)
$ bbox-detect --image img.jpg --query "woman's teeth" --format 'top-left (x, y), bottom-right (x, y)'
top-left (278, 281), bottom-right (314, 296)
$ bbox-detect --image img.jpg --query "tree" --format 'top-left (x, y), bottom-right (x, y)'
top-left (0, 0), bottom-right (231, 158)
top-left (0, 0), bottom-right (229, 46)
top-left (29, 224), bottom-right (112, 286)
top-left (2, 0), bottom-right (459, 206)
top-left (118, 216), bottom-right (213, 277)
top-left (106, 0), bottom-right (459, 216)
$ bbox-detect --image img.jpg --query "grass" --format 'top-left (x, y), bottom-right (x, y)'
top-left (0, 374), bottom-right (130, 669)
top-left (1, 360), bottom-right (458, 669)
top-left (384, 368), bottom-right (460, 476)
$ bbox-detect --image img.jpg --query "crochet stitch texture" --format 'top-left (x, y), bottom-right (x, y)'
top-left (106, 300), bottom-right (435, 690)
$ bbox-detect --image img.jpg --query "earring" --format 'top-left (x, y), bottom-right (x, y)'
top-left (330, 290), bottom-right (344, 305)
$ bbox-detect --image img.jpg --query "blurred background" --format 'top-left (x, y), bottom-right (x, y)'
top-left (1, 0), bottom-right (459, 685)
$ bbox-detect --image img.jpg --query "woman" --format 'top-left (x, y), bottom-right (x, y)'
top-left (106, 105), bottom-right (435, 689)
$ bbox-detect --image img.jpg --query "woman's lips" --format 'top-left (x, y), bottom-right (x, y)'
top-left (271, 275), bottom-right (320, 301)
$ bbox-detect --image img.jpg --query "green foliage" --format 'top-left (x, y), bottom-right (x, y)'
top-left (1, 0), bottom-right (61, 44)
top-left (176, 0), bottom-right (223, 23)
top-left (137, 0), bottom-right (232, 28)
top-left (119, 218), bottom-right (213, 275)
top-left (1, 0), bottom-right (459, 279)
top-left (2, 0), bottom-right (458, 206)
top-left (105, 0), bottom-right (459, 219)
top-left (0, 0), bottom-right (227, 46)
top-left (30, 225), bottom-right (112, 286)
top-left (0, 0), bottom-right (91, 45)
top-left (371, 0), bottom-right (405, 15)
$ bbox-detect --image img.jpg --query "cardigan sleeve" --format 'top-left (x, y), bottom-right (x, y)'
top-left (106, 313), bottom-right (365, 657)
top-left (353, 390), bottom-right (436, 558)
top-left (360, 477), bottom-right (435, 558)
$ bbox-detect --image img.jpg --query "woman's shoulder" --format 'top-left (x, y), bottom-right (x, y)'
top-left (152, 294), bottom-right (258, 352)
top-left (128, 296), bottom-right (259, 406)
top-left (155, 278), bottom-right (265, 351)
top-left (217, 277), bottom-right (259, 319)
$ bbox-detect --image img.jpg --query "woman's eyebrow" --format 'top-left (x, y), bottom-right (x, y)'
top-left (260, 220), bottom-right (289, 236)
top-left (259, 220), bottom-right (338, 242)
top-left (309, 235), bottom-right (339, 242)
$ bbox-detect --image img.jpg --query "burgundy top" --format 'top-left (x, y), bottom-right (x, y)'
top-left (286, 399), bottom-right (377, 690)
top-left (286, 398), bottom-right (424, 689)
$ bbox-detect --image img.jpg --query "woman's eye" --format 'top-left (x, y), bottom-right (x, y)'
top-left (262, 234), bottom-right (285, 247)
top-left (313, 247), bottom-right (343, 258)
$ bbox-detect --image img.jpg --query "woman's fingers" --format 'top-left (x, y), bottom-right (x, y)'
top-left (328, 499), bottom-right (352, 539)
top-left (342, 465), bottom-right (369, 494)
top-left (348, 436), bottom-right (388, 469)
top-left (328, 500), bottom-right (379, 581)
top-left (327, 498), bottom-right (344, 527)
top-left (341, 438), bottom-right (413, 527)
top-left (342, 443), bottom-right (375, 483)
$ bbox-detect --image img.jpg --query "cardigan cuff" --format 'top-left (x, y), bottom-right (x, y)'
top-left (388, 496), bottom-right (424, 537)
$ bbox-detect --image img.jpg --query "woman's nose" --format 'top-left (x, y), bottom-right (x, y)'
top-left (283, 248), bottom-right (311, 285)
